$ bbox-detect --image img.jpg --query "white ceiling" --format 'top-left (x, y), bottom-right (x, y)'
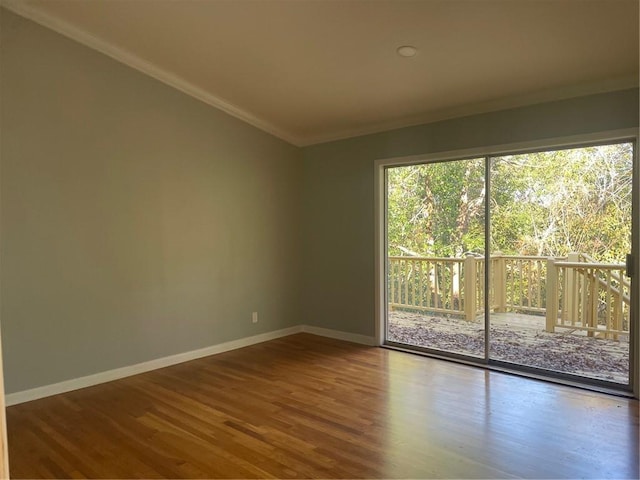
top-left (2, 0), bottom-right (639, 146)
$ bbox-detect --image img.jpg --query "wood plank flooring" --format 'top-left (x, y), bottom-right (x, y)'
top-left (6, 333), bottom-right (639, 478)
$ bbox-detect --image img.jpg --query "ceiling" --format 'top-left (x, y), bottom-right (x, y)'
top-left (2, 0), bottom-right (638, 146)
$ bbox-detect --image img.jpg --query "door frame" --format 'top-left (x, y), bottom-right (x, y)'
top-left (374, 128), bottom-right (640, 397)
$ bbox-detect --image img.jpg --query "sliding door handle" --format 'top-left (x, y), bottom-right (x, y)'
top-left (626, 253), bottom-right (634, 278)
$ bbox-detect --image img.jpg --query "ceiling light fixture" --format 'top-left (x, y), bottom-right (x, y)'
top-left (396, 45), bottom-right (418, 57)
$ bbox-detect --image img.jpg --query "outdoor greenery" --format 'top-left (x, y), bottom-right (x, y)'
top-left (387, 143), bottom-right (633, 262)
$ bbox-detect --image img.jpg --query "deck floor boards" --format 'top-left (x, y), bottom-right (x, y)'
top-left (389, 310), bottom-right (630, 383)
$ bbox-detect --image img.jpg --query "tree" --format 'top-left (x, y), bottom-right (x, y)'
top-left (387, 158), bottom-right (485, 257)
top-left (387, 143), bottom-right (632, 262)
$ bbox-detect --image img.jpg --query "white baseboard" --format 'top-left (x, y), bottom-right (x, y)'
top-left (5, 324), bottom-right (375, 406)
top-left (5, 325), bottom-right (302, 406)
top-left (302, 325), bottom-right (376, 346)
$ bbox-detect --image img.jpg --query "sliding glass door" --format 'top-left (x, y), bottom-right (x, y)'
top-left (386, 158), bottom-right (486, 359)
top-left (384, 139), bottom-right (635, 388)
top-left (489, 143), bottom-right (633, 384)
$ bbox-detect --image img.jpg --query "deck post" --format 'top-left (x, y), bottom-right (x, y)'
top-left (587, 268), bottom-right (598, 338)
top-left (564, 252), bottom-right (579, 324)
top-left (546, 257), bottom-right (558, 333)
top-left (464, 254), bottom-right (477, 321)
top-left (493, 251), bottom-right (506, 312)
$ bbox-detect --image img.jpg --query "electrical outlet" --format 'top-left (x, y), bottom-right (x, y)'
top-left (252, 312), bottom-right (258, 323)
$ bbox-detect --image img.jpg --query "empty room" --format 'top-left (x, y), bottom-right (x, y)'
top-left (0, 0), bottom-right (638, 478)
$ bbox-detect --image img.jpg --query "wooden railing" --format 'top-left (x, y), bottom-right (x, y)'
top-left (389, 252), bottom-right (630, 339)
top-left (546, 253), bottom-right (630, 340)
top-left (490, 253), bottom-right (555, 314)
top-left (388, 255), bottom-right (483, 321)
top-left (388, 256), bottom-right (464, 316)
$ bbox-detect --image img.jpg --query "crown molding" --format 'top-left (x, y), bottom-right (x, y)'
top-left (297, 74), bottom-right (639, 146)
top-left (0, 0), bottom-right (302, 146)
top-left (2, 1), bottom-right (638, 148)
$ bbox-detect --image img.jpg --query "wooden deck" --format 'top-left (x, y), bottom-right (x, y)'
top-left (388, 253), bottom-right (631, 339)
top-left (7, 333), bottom-right (639, 479)
top-left (388, 310), bottom-right (630, 383)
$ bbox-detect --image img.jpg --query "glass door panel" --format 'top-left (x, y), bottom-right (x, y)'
top-left (489, 143), bottom-right (633, 385)
top-left (386, 158), bottom-right (486, 358)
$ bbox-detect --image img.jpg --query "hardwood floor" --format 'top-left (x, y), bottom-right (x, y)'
top-left (7, 333), bottom-right (639, 479)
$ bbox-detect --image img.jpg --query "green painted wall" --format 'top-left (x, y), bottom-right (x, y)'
top-left (0, 9), bottom-right (302, 393)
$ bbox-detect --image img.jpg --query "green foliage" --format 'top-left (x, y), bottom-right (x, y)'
top-left (387, 143), bottom-right (633, 262)
top-left (387, 158), bottom-right (485, 257)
